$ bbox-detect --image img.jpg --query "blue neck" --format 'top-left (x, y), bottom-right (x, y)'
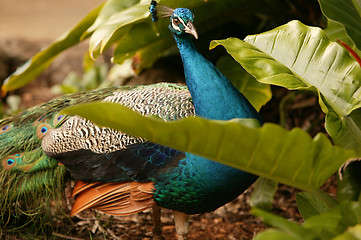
top-left (154, 31), bottom-right (260, 214)
top-left (166, 32), bottom-right (259, 211)
top-left (173, 33), bottom-right (261, 121)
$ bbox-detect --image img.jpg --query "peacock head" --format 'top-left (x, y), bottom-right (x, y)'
top-left (151, 3), bottom-right (198, 39)
top-left (169, 8), bottom-right (198, 39)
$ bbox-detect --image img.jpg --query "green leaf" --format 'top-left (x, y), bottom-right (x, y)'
top-left (210, 21), bottom-right (361, 154)
top-left (88, 1), bottom-right (150, 58)
top-left (112, 20), bottom-right (171, 65)
top-left (84, 0), bottom-right (140, 37)
top-left (304, 201), bottom-right (361, 239)
top-left (1, 3), bottom-right (104, 95)
top-left (324, 20), bottom-right (356, 49)
top-left (337, 161), bottom-right (361, 202)
top-left (62, 102), bottom-right (355, 191)
top-left (333, 224), bottom-right (361, 240)
top-left (253, 202), bottom-right (361, 240)
top-left (252, 208), bottom-right (314, 239)
top-left (250, 178), bottom-right (278, 211)
top-left (130, 38), bottom-right (175, 71)
top-left (253, 229), bottom-right (301, 240)
top-left (216, 55), bottom-right (272, 111)
top-left (296, 191), bottom-right (334, 220)
top-left (319, 0), bottom-right (361, 50)
top-left (323, 19), bottom-right (361, 67)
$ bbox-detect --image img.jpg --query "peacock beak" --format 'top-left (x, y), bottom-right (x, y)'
top-left (185, 22), bottom-right (198, 39)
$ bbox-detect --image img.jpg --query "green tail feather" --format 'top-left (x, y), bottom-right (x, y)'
top-left (0, 83), bottom-right (189, 235)
top-left (0, 87), bottom-right (120, 234)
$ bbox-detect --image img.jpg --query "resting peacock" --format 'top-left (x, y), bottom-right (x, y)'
top-left (0, 3), bottom-right (262, 240)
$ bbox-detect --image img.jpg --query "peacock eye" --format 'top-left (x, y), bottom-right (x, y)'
top-left (36, 123), bottom-right (51, 139)
top-left (7, 159), bottom-right (14, 165)
top-left (41, 127), bottom-right (48, 134)
top-left (0, 124), bottom-right (12, 134)
top-left (2, 155), bottom-right (17, 170)
top-left (57, 115), bottom-right (64, 121)
top-left (173, 18), bottom-right (180, 25)
top-left (53, 113), bottom-right (67, 126)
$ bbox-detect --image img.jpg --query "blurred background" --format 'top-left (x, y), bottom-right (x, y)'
top-left (0, 0), bottom-right (105, 110)
top-left (0, 0), bottom-right (103, 40)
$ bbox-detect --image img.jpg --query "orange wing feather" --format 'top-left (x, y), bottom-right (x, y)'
top-left (70, 181), bottom-right (156, 216)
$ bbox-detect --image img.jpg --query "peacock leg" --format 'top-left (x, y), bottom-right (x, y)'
top-left (173, 211), bottom-right (189, 240)
top-left (152, 205), bottom-right (163, 240)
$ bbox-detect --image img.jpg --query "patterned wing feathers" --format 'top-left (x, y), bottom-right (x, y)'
top-left (70, 181), bottom-right (155, 216)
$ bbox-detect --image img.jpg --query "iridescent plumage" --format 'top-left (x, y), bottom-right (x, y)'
top-left (0, 5), bottom-right (262, 240)
top-left (0, 83), bottom-right (194, 234)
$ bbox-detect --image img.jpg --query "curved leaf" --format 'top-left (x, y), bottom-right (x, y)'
top-left (337, 160), bottom-right (361, 202)
top-left (62, 102), bottom-right (355, 191)
top-left (253, 229), bottom-right (300, 240)
top-left (210, 21), bottom-right (361, 153)
top-left (324, 19), bottom-right (361, 66)
top-left (296, 192), bottom-right (333, 220)
top-left (84, 0), bottom-right (140, 37)
top-left (250, 178), bottom-right (278, 211)
top-left (334, 224), bottom-right (361, 240)
top-left (88, 1), bottom-right (150, 58)
top-left (216, 55), bottom-right (272, 111)
top-left (304, 201), bottom-right (361, 239)
top-left (112, 20), bottom-right (171, 65)
top-left (325, 20), bottom-right (356, 48)
top-left (319, 0), bottom-right (361, 50)
top-left (1, 3), bottom-right (104, 96)
top-left (253, 202), bottom-right (361, 240)
top-left (252, 208), bottom-right (314, 239)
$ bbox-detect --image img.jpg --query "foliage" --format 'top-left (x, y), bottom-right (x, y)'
top-left (52, 64), bottom-right (109, 94)
top-left (51, 60), bottom-right (134, 94)
top-left (1, 4), bottom-right (104, 94)
top-left (210, 20), bottom-right (361, 155)
top-left (63, 102), bottom-right (355, 192)
top-left (2, 0), bottom-right (361, 239)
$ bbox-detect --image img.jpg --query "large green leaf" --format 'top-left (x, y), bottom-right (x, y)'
top-left (324, 19), bottom-right (361, 74)
top-left (112, 20), bottom-right (171, 65)
top-left (296, 191), bottom-right (334, 220)
top-left (1, 3), bottom-right (104, 96)
top-left (252, 208), bottom-right (314, 239)
top-left (334, 225), bottom-right (361, 240)
top-left (253, 202), bottom-right (361, 240)
top-left (319, 0), bottom-right (361, 51)
top-left (216, 55), bottom-right (271, 111)
top-left (253, 229), bottom-right (301, 240)
top-left (337, 161), bottom-right (361, 202)
top-left (88, 1), bottom-right (151, 58)
top-left (250, 178), bottom-right (278, 211)
top-left (324, 20), bottom-right (356, 49)
top-left (62, 102), bottom-right (355, 191)
top-left (210, 20), bottom-right (361, 153)
top-left (84, 0), bottom-right (140, 37)
top-left (304, 201), bottom-right (361, 239)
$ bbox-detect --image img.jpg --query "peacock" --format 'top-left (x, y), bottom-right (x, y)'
top-left (0, 3), bottom-right (262, 240)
